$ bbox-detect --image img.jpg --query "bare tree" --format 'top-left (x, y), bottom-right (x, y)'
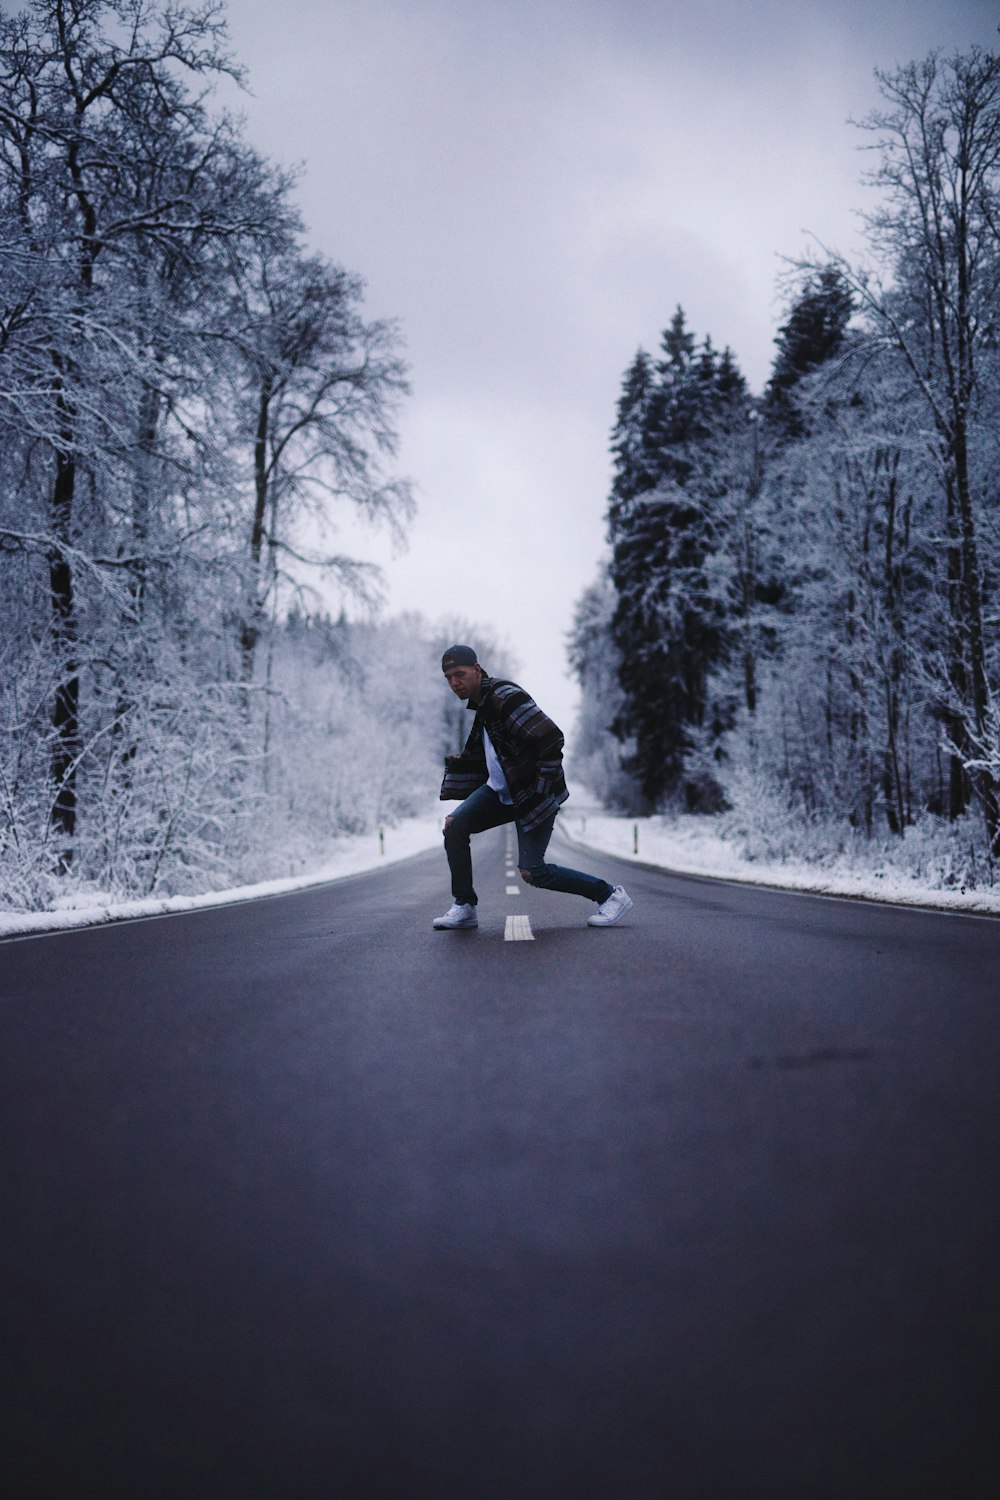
top-left (0, 0), bottom-right (250, 867)
top-left (816, 49), bottom-right (1000, 848)
top-left (228, 246), bottom-right (414, 686)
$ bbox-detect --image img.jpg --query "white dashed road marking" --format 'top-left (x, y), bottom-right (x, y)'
top-left (504, 915), bottom-right (534, 941)
top-left (506, 884), bottom-right (521, 896)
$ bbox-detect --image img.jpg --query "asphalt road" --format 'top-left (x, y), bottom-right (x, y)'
top-left (1, 825), bottom-right (998, 1499)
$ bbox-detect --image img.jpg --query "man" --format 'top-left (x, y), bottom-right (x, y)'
top-left (434, 645), bottom-right (633, 930)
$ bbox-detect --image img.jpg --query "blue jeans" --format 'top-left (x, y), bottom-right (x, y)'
top-left (443, 785), bottom-right (614, 907)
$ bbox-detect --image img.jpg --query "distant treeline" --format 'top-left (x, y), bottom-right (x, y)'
top-left (569, 48), bottom-right (1000, 882)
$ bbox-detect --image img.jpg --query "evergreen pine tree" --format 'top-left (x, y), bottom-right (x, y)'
top-left (764, 265), bottom-right (854, 436)
top-left (606, 347), bottom-right (659, 517)
top-left (607, 308), bottom-right (750, 810)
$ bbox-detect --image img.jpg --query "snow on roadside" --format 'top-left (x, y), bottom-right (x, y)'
top-left (6, 803), bottom-right (999, 943)
top-left (0, 810), bottom-right (447, 941)
top-left (561, 808), bottom-right (1000, 917)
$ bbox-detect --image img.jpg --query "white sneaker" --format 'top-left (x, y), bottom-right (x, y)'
top-left (433, 902), bottom-right (479, 930)
top-left (587, 885), bottom-right (634, 927)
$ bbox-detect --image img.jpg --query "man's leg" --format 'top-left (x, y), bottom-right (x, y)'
top-left (443, 785), bottom-right (515, 906)
top-left (516, 816), bottom-right (614, 904)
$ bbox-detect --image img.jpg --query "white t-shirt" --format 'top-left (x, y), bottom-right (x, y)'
top-left (482, 726), bottom-right (513, 804)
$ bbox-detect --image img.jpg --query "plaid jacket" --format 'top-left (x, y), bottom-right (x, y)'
top-left (439, 674), bottom-right (569, 830)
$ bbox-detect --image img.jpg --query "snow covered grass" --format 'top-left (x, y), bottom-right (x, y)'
top-left (563, 805), bottom-right (1000, 917)
top-left (0, 809), bottom-right (447, 941)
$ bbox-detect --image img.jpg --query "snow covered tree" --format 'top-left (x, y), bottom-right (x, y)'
top-left (228, 245), bottom-right (414, 687)
top-left (607, 309), bottom-right (753, 810)
top-left (566, 567), bottom-right (640, 811)
top-left (763, 265), bottom-right (854, 437)
top-left (814, 48), bottom-right (1000, 850)
top-left (0, 0), bottom-right (416, 902)
top-left (605, 346), bottom-right (661, 509)
top-left (0, 0), bottom-right (252, 866)
top-left (572, 46), bottom-right (1000, 888)
top-left (760, 354), bottom-right (938, 835)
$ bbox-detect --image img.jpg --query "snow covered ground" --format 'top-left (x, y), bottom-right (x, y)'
top-left (0, 812), bottom-right (448, 941)
top-left (3, 803), bottom-right (998, 942)
top-left (563, 808), bottom-right (1000, 917)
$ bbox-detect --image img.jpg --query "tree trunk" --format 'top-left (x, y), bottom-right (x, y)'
top-left (942, 470), bottom-right (972, 820)
top-left (879, 450), bottom-right (907, 835)
top-left (48, 437), bottom-right (81, 871)
top-left (739, 419), bottom-right (764, 715)
top-left (241, 376), bottom-right (272, 685)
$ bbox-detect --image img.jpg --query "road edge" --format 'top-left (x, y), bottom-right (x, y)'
top-left (555, 825), bottom-right (1000, 922)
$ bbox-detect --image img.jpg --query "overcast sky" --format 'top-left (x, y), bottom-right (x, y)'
top-left (220, 0), bottom-right (998, 733)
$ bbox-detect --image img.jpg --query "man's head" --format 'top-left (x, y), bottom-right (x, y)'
top-left (441, 644), bottom-right (483, 701)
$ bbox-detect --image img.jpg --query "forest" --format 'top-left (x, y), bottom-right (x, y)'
top-left (2, 6), bottom-right (998, 907)
top-left (0, 0), bottom-right (510, 908)
top-left (570, 46), bottom-right (1000, 889)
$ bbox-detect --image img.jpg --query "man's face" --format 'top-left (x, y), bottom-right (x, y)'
top-left (444, 664), bottom-right (482, 701)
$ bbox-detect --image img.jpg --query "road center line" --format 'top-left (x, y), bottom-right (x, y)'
top-left (504, 914), bottom-right (534, 942)
top-left (506, 884), bottom-right (521, 895)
